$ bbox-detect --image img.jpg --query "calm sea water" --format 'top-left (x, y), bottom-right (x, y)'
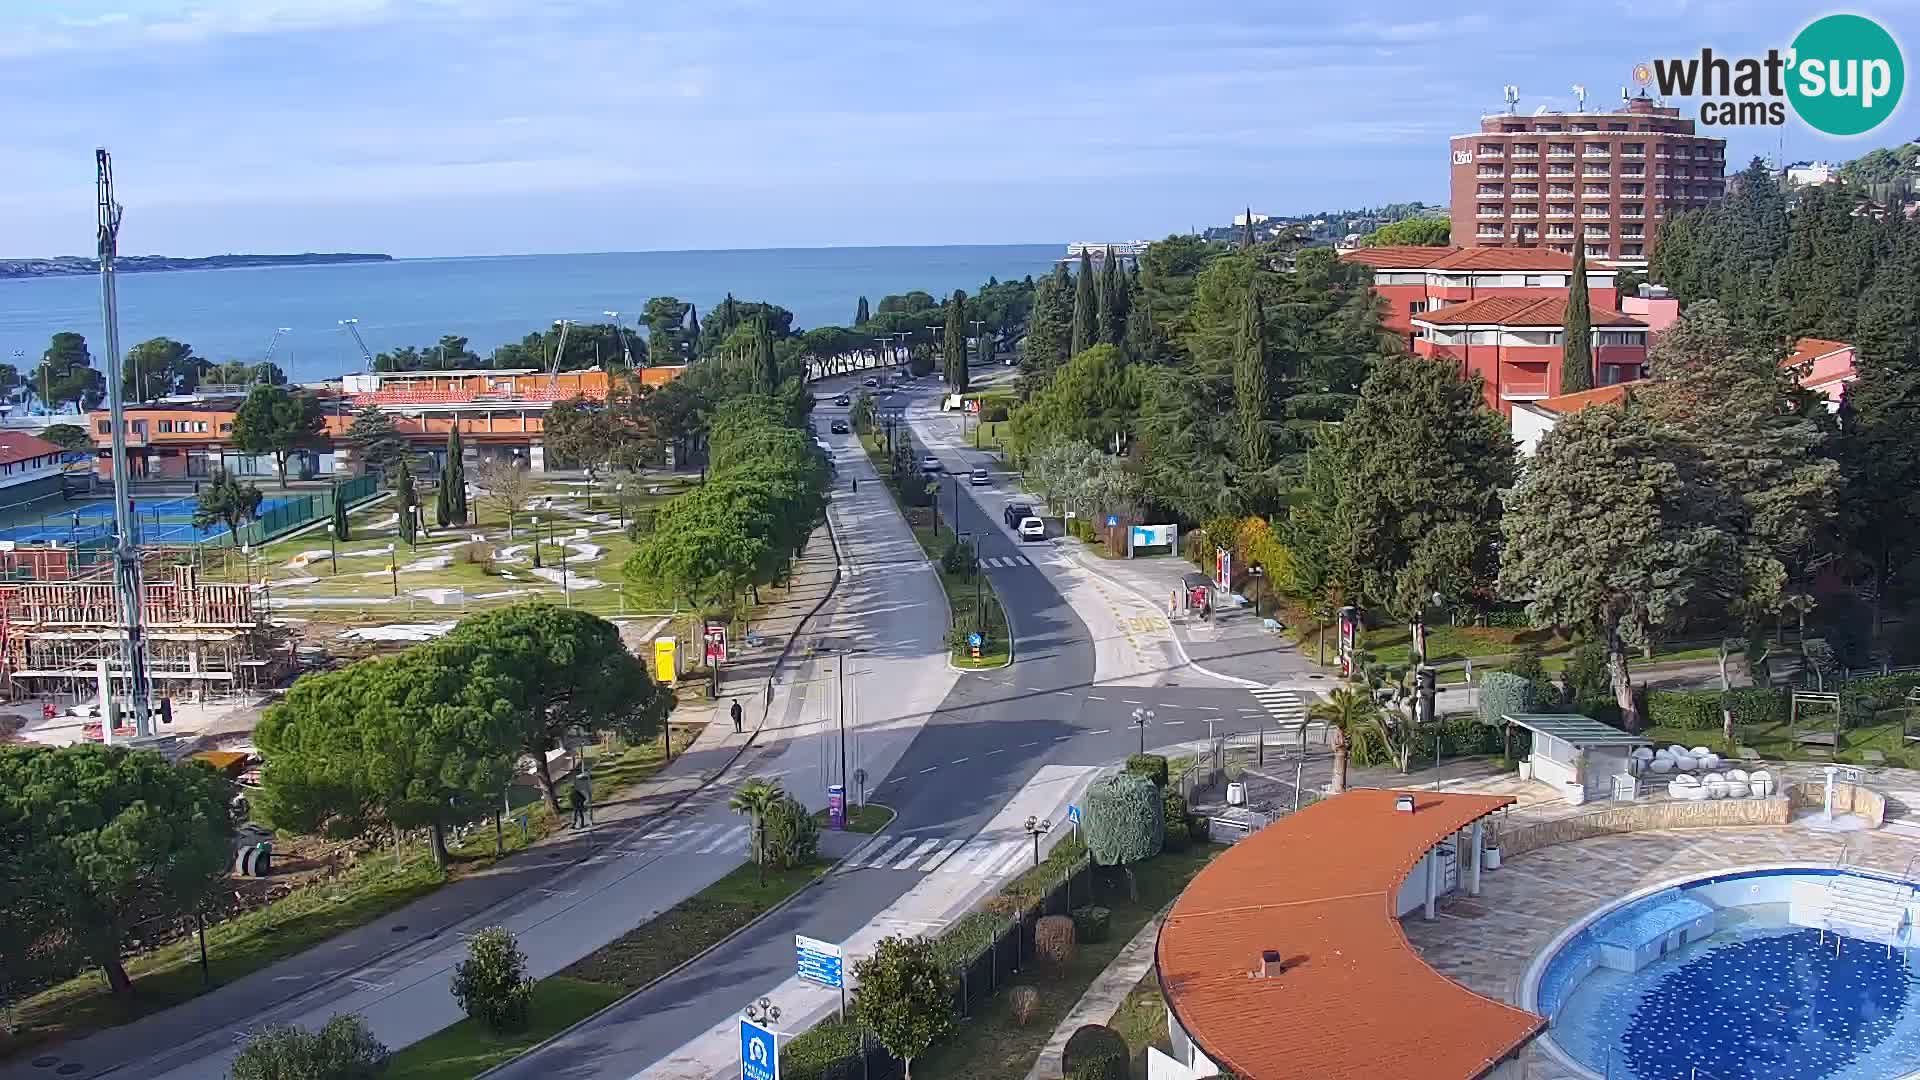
top-left (0, 244), bottom-right (1060, 384)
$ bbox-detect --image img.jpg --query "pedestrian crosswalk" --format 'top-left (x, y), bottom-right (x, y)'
top-left (837, 831), bottom-right (1035, 878)
top-left (980, 555), bottom-right (1033, 569)
top-left (620, 821), bottom-right (753, 858)
top-left (1250, 686), bottom-right (1309, 729)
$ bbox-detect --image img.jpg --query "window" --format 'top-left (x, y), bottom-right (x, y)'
top-left (1596, 330), bottom-right (1644, 346)
top-left (1467, 330), bottom-right (1498, 346)
top-left (195, 421), bottom-right (209, 433)
top-left (220, 422), bottom-right (233, 433)
top-left (1523, 273), bottom-right (1562, 287)
top-left (1608, 122), bottom-right (1628, 131)
top-left (1409, 300), bottom-right (1428, 315)
top-left (97, 420), bottom-right (110, 434)
top-left (158, 420), bottom-right (174, 433)
top-left (1584, 184), bottom-right (1609, 196)
top-left (1537, 123), bottom-right (1562, 132)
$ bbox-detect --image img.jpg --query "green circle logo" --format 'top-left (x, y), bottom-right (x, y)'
top-left (1788, 14), bottom-right (1905, 136)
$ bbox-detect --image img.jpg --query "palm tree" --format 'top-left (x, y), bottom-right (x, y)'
top-left (1309, 687), bottom-right (1382, 795)
top-left (192, 466), bottom-right (263, 547)
top-left (728, 777), bottom-right (784, 883)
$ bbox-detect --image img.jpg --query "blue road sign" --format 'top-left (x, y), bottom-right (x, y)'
top-left (967, 631), bottom-right (983, 648)
top-left (1067, 804), bottom-right (1081, 824)
top-left (741, 1018), bottom-right (779, 1080)
top-left (796, 934), bottom-right (844, 988)
top-left (1106, 515), bottom-right (1119, 527)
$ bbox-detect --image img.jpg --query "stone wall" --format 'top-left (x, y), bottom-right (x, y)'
top-left (1786, 781), bottom-right (1887, 827)
top-left (1490, 798), bottom-right (1791, 859)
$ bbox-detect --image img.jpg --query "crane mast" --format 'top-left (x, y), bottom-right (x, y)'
top-left (96, 148), bottom-right (153, 737)
top-left (339, 318), bottom-right (375, 367)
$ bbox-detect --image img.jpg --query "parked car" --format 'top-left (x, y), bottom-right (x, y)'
top-left (830, 419), bottom-right (849, 434)
top-left (834, 393), bottom-right (851, 406)
top-left (969, 466), bottom-right (990, 486)
top-left (863, 377), bottom-right (880, 387)
top-left (920, 456), bottom-right (942, 472)
top-left (1017, 516), bottom-right (1046, 541)
top-left (1003, 502), bottom-right (1032, 528)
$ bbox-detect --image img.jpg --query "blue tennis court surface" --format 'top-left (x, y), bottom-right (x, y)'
top-left (0, 494), bottom-right (308, 547)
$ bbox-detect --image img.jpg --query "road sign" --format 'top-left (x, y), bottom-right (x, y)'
top-left (740, 1018), bottom-right (779, 1080)
top-left (796, 934), bottom-right (844, 989)
top-left (827, 784), bottom-right (846, 830)
top-left (967, 632), bottom-right (983, 648)
top-left (1067, 804), bottom-right (1081, 824)
top-left (705, 625), bottom-right (728, 665)
top-left (1106, 515), bottom-right (1118, 527)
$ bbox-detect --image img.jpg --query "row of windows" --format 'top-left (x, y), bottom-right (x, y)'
top-left (1421, 327), bottom-right (1648, 346)
top-left (96, 419), bottom-right (231, 435)
top-left (1374, 271), bottom-right (1582, 289)
top-left (0, 454), bottom-right (59, 476)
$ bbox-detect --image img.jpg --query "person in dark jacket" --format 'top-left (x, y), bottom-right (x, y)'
top-left (569, 785), bottom-right (588, 829)
top-left (731, 699), bottom-right (744, 734)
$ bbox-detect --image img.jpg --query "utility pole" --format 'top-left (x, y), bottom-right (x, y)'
top-left (96, 149), bottom-right (153, 736)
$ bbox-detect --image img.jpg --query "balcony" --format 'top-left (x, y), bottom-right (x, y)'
top-left (1511, 149), bottom-right (1540, 159)
top-left (1511, 209), bottom-right (1540, 219)
top-left (1547, 210), bottom-right (1575, 220)
top-left (1621, 229), bottom-right (1645, 239)
top-left (1583, 168), bottom-right (1610, 178)
top-left (1478, 168), bottom-right (1504, 178)
top-left (1499, 375), bottom-right (1552, 400)
top-left (1547, 229), bottom-right (1575, 239)
top-left (1476, 228), bottom-right (1505, 239)
top-left (1621, 166), bottom-right (1646, 177)
top-left (1620, 209), bottom-right (1645, 220)
top-left (1584, 148), bottom-right (1612, 159)
top-left (1512, 167), bottom-right (1539, 178)
top-left (1582, 211), bottom-right (1611, 220)
top-left (1477, 212), bottom-right (1505, 220)
top-left (1620, 149), bottom-right (1646, 159)
top-left (1584, 231), bottom-right (1611, 241)
top-left (1548, 149), bottom-right (1575, 159)
top-left (1478, 187), bottom-right (1505, 197)
top-left (1478, 148), bottom-right (1506, 158)
top-left (1510, 189), bottom-right (1539, 199)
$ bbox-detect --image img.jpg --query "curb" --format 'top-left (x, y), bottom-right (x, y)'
top-left (1056, 545), bottom-right (1266, 689)
top-left (945, 576), bottom-right (1015, 673)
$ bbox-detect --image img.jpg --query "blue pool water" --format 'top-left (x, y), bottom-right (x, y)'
top-left (1537, 871), bottom-right (1920, 1080)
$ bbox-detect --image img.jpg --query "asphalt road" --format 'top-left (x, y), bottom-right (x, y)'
top-left (495, 375), bottom-right (1294, 1079)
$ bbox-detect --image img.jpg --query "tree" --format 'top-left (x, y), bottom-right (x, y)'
top-left (450, 926), bottom-right (534, 1033)
top-left (1362, 217), bottom-right (1451, 246)
top-left (1559, 246), bottom-right (1595, 395)
top-left (943, 289), bottom-right (968, 389)
top-left (1500, 405), bottom-right (1739, 730)
top-left (1083, 772), bottom-right (1162, 870)
top-left (345, 407), bottom-right (408, 480)
top-left (1835, 345), bottom-right (1920, 643)
top-left (475, 454), bottom-right (535, 539)
top-left (644, 296), bottom-right (694, 364)
top-left (40, 422), bottom-right (91, 452)
top-left (33, 331), bottom-right (104, 412)
top-left (759, 795), bottom-right (820, 869)
top-left (444, 605), bottom-right (672, 814)
top-left (439, 426), bottom-right (467, 527)
top-left (851, 935), bottom-right (954, 1080)
top-left (1309, 686), bottom-right (1378, 794)
top-left (331, 481), bottom-right (352, 542)
top-left (1333, 353), bottom-right (1515, 661)
top-left (728, 777), bottom-right (784, 883)
top-left (1023, 263), bottom-right (1074, 383)
top-left (1071, 249), bottom-right (1097, 357)
top-left (394, 457), bottom-right (418, 547)
top-left (232, 384), bottom-right (325, 488)
top-left (193, 466), bottom-right (263, 546)
top-left (543, 396), bottom-right (620, 479)
top-left (205, 359), bottom-right (288, 387)
top-left (254, 644), bottom-right (520, 870)
top-left (0, 744), bottom-right (233, 995)
top-left (1097, 249), bottom-right (1128, 347)
top-left (231, 1015), bottom-right (389, 1080)
top-left (123, 337), bottom-right (207, 401)
top-left (1232, 283), bottom-right (1275, 483)
top-left (754, 317), bottom-right (780, 394)
top-left (855, 295), bottom-right (871, 325)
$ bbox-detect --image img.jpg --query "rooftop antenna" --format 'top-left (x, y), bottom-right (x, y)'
top-left (1503, 85), bottom-right (1519, 114)
top-left (1572, 84), bottom-right (1587, 112)
top-left (95, 147), bottom-right (154, 738)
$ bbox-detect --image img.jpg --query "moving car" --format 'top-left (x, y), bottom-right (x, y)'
top-left (920, 456), bottom-right (942, 472)
top-left (834, 393), bottom-right (851, 406)
top-left (1017, 516), bottom-right (1046, 542)
top-left (863, 377), bottom-right (880, 387)
top-left (969, 466), bottom-right (990, 486)
top-left (1003, 502), bottom-right (1032, 528)
top-left (829, 419), bottom-right (850, 434)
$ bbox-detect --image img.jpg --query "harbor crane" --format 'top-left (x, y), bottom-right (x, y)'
top-left (547, 319), bottom-right (571, 394)
top-left (339, 318), bottom-right (375, 368)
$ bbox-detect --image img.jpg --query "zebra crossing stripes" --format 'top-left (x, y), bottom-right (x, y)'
top-left (839, 832), bottom-right (1029, 877)
top-left (623, 821), bottom-right (752, 858)
top-left (980, 555), bottom-right (1033, 569)
top-left (1250, 687), bottom-right (1309, 728)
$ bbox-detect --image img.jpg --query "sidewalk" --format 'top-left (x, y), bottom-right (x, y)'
top-left (5, 521), bottom-right (843, 1080)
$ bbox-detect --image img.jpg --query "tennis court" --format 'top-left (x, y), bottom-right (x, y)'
top-left (0, 480), bottom-right (374, 549)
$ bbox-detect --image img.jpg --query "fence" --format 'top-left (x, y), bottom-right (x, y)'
top-left (230, 474), bottom-right (379, 548)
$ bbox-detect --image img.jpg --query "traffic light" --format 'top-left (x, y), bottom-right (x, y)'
top-left (159, 697), bottom-right (173, 725)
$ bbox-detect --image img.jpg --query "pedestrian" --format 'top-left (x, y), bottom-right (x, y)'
top-left (569, 785), bottom-right (587, 829)
top-left (852, 477), bottom-right (858, 493)
top-left (731, 698), bottom-right (744, 734)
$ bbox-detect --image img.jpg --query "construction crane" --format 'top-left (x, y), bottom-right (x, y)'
top-left (339, 318), bottom-right (375, 368)
top-left (547, 319), bottom-right (571, 395)
top-left (95, 147), bottom-right (154, 739)
top-left (265, 326), bottom-right (291, 363)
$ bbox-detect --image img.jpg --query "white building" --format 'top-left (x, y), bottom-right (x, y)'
top-left (1785, 160), bottom-right (1839, 186)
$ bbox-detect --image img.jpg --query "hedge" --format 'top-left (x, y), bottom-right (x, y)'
top-left (1062, 1024), bottom-right (1129, 1080)
top-left (1125, 753), bottom-right (1169, 788)
top-left (1071, 905), bottom-right (1112, 944)
top-left (1646, 690), bottom-right (1722, 732)
top-left (779, 1020), bottom-right (863, 1080)
top-left (1479, 671), bottom-right (1535, 727)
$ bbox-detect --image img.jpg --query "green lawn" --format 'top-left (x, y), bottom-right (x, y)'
top-left (815, 802), bottom-right (895, 834)
top-left (913, 846), bottom-right (1217, 1080)
top-left (384, 977), bottom-right (625, 1080)
top-left (1108, 970), bottom-right (1173, 1079)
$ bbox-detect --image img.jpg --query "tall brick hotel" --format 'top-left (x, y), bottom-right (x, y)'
top-left (1450, 93), bottom-right (1726, 265)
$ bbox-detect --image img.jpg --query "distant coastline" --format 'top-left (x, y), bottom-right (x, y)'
top-left (0, 252), bottom-right (392, 280)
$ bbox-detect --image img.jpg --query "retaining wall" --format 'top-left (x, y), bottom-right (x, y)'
top-left (1491, 798), bottom-right (1791, 859)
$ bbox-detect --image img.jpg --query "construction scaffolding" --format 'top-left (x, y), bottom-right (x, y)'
top-left (0, 564), bottom-right (275, 700)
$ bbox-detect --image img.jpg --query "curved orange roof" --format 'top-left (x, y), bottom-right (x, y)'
top-left (1157, 789), bottom-right (1543, 1079)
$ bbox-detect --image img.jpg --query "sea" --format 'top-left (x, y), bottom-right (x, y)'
top-left (0, 244), bottom-right (1061, 384)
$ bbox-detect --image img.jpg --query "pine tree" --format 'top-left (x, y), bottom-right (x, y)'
top-left (1023, 263), bottom-right (1074, 382)
top-left (943, 290), bottom-right (968, 389)
top-left (1233, 284), bottom-right (1273, 475)
top-left (754, 317), bottom-right (779, 394)
top-left (1559, 245), bottom-right (1595, 394)
top-left (855, 296), bottom-right (870, 325)
top-left (1071, 249), bottom-right (1097, 356)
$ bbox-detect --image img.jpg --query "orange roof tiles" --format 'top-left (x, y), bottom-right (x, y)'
top-left (1157, 789), bottom-right (1541, 1080)
top-left (1782, 337), bottom-right (1852, 368)
top-left (1340, 246), bottom-right (1583, 272)
top-left (1414, 294), bottom-right (1644, 328)
top-left (0, 431), bottom-right (67, 465)
top-left (1533, 380), bottom-right (1649, 415)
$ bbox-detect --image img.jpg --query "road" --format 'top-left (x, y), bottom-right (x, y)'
top-left (494, 370), bottom-right (1309, 1079)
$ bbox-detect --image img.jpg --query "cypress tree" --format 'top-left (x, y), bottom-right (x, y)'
top-left (1105, 251), bottom-right (1131, 345)
top-left (1233, 284), bottom-right (1274, 473)
top-left (1242, 206), bottom-right (1255, 249)
top-left (754, 316), bottom-right (779, 393)
top-left (1560, 245), bottom-right (1595, 394)
top-left (1071, 249), bottom-right (1097, 356)
top-left (434, 468), bottom-right (451, 528)
top-left (855, 296), bottom-right (870, 325)
top-left (685, 304), bottom-right (699, 355)
top-left (446, 426), bottom-right (466, 523)
top-left (943, 290), bottom-right (968, 389)
top-left (719, 294), bottom-right (738, 336)
top-left (396, 457), bottom-right (418, 547)
top-left (331, 482), bottom-right (351, 541)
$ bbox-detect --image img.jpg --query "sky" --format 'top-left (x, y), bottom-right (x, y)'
top-left (1, 0), bottom-right (1915, 258)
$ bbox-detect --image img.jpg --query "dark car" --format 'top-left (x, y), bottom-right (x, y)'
top-left (834, 393), bottom-right (851, 406)
top-left (1003, 502), bottom-right (1032, 528)
top-left (830, 419), bottom-right (849, 434)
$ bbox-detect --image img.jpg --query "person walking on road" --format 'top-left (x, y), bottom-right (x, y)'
top-left (568, 785), bottom-right (588, 829)
top-left (731, 698), bottom-right (744, 734)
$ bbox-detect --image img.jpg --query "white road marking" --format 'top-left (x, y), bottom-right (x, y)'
top-left (894, 838), bottom-right (942, 870)
top-left (917, 836), bottom-right (968, 870)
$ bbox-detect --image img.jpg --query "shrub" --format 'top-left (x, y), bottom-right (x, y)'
top-left (1478, 671), bottom-right (1535, 727)
top-left (1646, 690), bottom-right (1721, 731)
top-left (1083, 773), bottom-right (1163, 867)
top-left (1723, 687), bottom-right (1788, 728)
top-left (1562, 643), bottom-right (1610, 702)
top-left (451, 925), bottom-right (534, 1032)
top-left (1160, 789), bottom-right (1189, 852)
top-left (232, 1015), bottom-right (389, 1080)
top-left (1061, 1024), bottom-right (1129, 1080)
top-left (761, 795), bottom-right (820, 869)
top-left (940, 538), bottom-right (975, 577)
top-left (779, 1020), bottom-right (864, 1080)
top-left (1034, 914), bottom-right (1077, 967)
top-left (1482, 607), bottom-right (1531, 628)
top-left (1071, 905), bottom-right (1112, 944)
top-left (1124, 753), bottom-right (1169, 788)
top-left (1504, 646), bottom-right (1546, 685)
top-left (982, 402), bottom-right (1011, 423)
top-left (1009, 984), bottom-right (1041, 1027)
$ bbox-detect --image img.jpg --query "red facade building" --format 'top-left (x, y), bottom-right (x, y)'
top-left (1340, 246), bottom-right (1618, 349)
top-left (1411, 295), bottom-right (1649, 414)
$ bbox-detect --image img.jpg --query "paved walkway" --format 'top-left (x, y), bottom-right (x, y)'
top-left (6, 522), bottom-right (844, 1080)
top-left (1024, 904), bottom-right (1170, 1080)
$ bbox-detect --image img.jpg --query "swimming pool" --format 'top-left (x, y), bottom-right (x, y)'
top-left (1526, 867), bottom-right (1920, 1080)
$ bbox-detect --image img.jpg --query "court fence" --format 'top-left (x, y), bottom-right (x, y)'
top-left (0, 474), bottom-right (379, 553)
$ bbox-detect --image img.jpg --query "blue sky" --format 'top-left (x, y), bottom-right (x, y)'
top-left (2, 1), bottom-right (1913, 258)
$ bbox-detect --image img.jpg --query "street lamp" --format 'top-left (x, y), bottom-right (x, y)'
top-left (1249, 564), bottom-right (1264, 620)
top-left (387, 543), bottom-right (398, 597)
top-left (325, 520), bottom-right (338, 575)
top-left (530, 515), bottom-right (542, 568)
top-left (744, 996), bottom-right (782, 1029)
top-left (616, 483), bottom-right (625, 528)
top-left (558, 524), bottom-right (571, 608)
top-left (1131, 706), bottom-right (1155, 754)
top-left (1023, 815), bottom-right (1052, 867)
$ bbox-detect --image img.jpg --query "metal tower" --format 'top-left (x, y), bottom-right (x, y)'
top-left (96, 148), bottom-right (154, 736)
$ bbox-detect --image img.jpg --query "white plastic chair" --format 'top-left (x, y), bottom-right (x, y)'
top-left (1703, 772), bottom-right (1729, 799)
top-left (1750, 770), bottom-right (1776, 797)
top-left (1668, 774), bottom-right (1702, 800)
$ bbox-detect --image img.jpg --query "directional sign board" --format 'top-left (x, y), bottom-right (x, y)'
top-left (796, 934), bottom-right (844, 988)
top-left (740, 1018), bottom-right (779, 1080)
